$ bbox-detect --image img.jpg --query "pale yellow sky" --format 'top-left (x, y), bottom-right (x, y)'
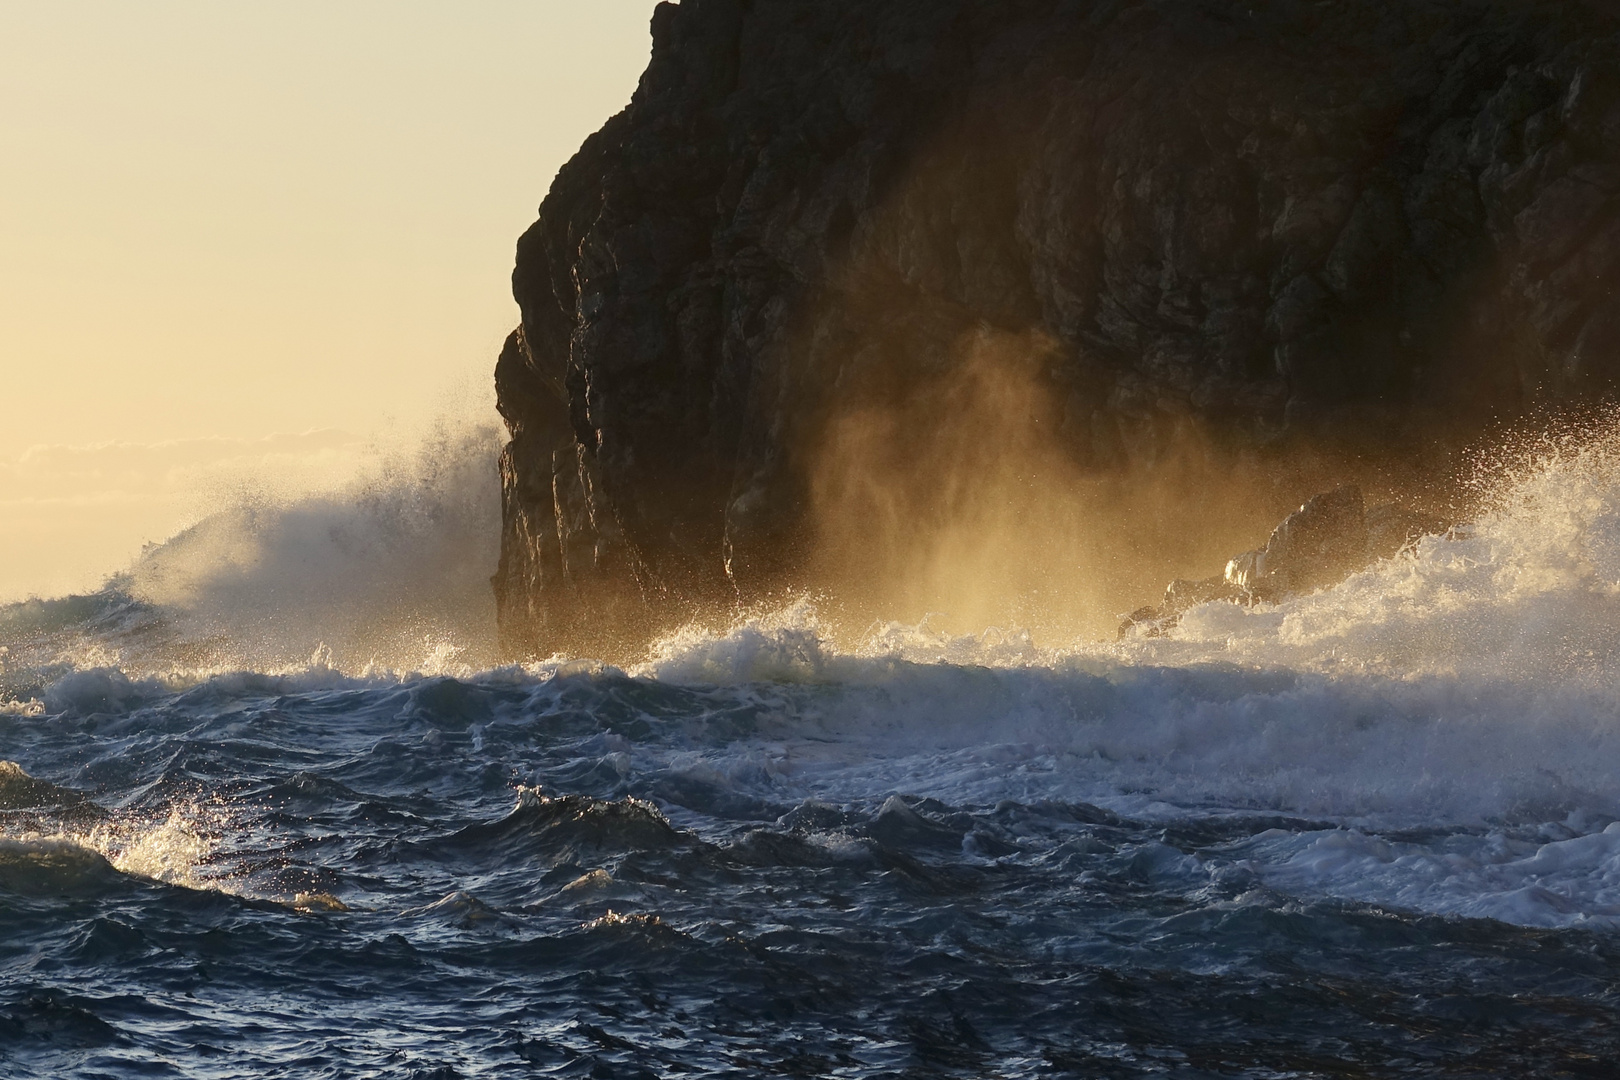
top-left (0, 1), bottom-right (655, 600)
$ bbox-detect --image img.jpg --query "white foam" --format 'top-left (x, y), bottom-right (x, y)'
top-left (0, 805), bottom-right (224, 896)
top-left (0, 420), bottom-right (503, 684)
top-left (89, 805), bottom-right (217, 890)
top-left (605, 433), bottom-right (1620, 829)
top-left (1236, 821), bottom-right (1620, 929)
top-left (118, 421), bottom-right (503, 673)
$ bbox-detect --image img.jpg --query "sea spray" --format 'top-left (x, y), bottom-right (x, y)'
top-left (0, 420), bottom-right (503, 682)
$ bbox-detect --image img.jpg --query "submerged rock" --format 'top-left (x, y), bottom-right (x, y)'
top-left (495, 0), bottom-right (1620, 658)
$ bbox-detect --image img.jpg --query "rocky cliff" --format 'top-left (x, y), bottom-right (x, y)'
top-left (493, 0), bottom-right (1620, 658)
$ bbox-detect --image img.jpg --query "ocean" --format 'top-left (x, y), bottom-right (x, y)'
top-left (3, 428), bottom-right (1620, 1077)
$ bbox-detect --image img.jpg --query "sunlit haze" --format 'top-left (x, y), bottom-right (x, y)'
top-left (0, 1), bottom-right (654, 600)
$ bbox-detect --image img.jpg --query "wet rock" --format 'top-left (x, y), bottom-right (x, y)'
top-left (1120, 485), bottom-right (1451, 637)
top-left (1118, 576), bottom-right (1242, 638)
top-left (1164, 575), bottom-right (1244, 613)
top-left (1229, 486), bottom-right (1369, 601)
top-left (1115, 604), bottom-right (1171, 639)
top-left (1366, 502), bottom-right (1453, 560)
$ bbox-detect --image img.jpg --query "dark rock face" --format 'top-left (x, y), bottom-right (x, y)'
top-left (495, 0), bottom-right (1620, 658)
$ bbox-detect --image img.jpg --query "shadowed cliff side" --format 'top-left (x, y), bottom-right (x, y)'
top-left (494, 0), bottom-right (1620, 660)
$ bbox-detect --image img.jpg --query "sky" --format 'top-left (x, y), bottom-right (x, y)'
top-left (0, 1), bottom-right (655, 601)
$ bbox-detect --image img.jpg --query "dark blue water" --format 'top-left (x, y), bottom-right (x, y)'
top-left (3, 648), bottom-right (1620, 1078)
top-left (7, 443), bottom-right (1620, 1077)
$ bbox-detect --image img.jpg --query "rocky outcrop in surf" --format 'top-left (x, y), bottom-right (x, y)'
top-left (1117, 485), bottom-right (1450, 636)
top-left (494, 0), bottom-right (1620, 658)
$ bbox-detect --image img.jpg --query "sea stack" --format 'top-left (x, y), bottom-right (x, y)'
top-left (494, 0), bottom-right (1620, 658)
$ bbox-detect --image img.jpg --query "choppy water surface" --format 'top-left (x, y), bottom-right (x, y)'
top-left (6, 436), bottom-right (1620, 1077)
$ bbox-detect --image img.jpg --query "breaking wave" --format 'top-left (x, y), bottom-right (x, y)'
top-left (0, 421), bottom-right (502, 688)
